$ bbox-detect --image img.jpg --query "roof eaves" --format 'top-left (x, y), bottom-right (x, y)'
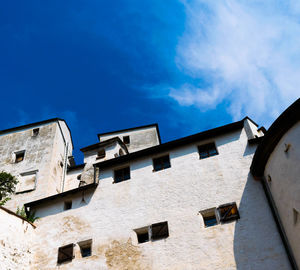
top-left (94, 119), bottom-right (244, 170)
top-left (251, 98), bottom-right (300, 177)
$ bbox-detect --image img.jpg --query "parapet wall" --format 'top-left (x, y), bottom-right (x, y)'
top-left (0, 207), bottom-right (35, 270)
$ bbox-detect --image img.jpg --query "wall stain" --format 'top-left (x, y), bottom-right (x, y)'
top-left (62, 215), bottom-right (90, 233)
top-left (104, 238), bottom-right (150, 270)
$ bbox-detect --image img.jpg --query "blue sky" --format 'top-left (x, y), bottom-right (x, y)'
top-left (1, 1), bottom-right (300, 162)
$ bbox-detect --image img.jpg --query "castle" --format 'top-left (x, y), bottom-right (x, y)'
top-left (0, 99), bottom-right (299, 270)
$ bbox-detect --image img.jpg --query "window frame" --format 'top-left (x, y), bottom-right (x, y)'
top-left (96, 149), bottom-right (106, 160)
top-left (57, 244), bottom-right (74, 264)
top-left (198, 142), bottom-right (218, 159)
top-left (113, 166), bottom-right (131, 183)
top-left (15, 150), bottom-right (25, 163)
top-left (135, 221), bottom-right (169, 244)
top-left (152, 154), bottom-right (171, 172)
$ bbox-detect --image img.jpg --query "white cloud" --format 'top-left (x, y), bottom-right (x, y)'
top-left (169, 0), bottom-right (300, 125)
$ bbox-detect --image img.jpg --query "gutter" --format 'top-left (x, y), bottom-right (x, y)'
top-left (260, 176), bottom-right (298, 270)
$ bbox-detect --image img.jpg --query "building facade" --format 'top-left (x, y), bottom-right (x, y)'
top-left (0, 108), bottom-right (298, 269)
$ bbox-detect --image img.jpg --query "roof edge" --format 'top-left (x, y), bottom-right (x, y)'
top-left (97, 123), bottom-right (161, 144)
top-left (94, 119), bottom-right (245, 170)
top-left (251, 98), bottom-right (300, 176)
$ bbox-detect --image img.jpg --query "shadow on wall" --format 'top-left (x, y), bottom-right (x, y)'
top-left (233, 173), bottom-right (291, 270)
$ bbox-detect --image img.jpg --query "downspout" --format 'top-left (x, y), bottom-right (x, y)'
top-left (57, 121), bottom-right (68, 193)
top-left (260, 176), bottom-right (299, 270)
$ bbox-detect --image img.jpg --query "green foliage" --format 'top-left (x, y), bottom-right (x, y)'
top-left (16, 206), bottom-right (39, 223)
top-left (0, 171), bottom-right (18, 206)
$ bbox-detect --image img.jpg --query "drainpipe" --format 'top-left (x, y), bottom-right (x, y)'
top-left (57, 121), bottom-right (68, 193)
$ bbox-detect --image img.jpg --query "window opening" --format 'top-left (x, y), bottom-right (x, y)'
top-left (64, 201), bottom-right (72, 210)
top-left (57, 244), bottom-right (74, 264)
top-left (32, 128), bottom-right (39, 137)
top-left (198, 143), bottom-right (218, 159)
top-left (200, 208), bottom-right (218, 227)
top-left (114, 167), bottom-right (130, 183)
top-left (151, 221), bottom-right (169, 240)
top-left (217, 202), bottom-right (240, 223)
top-left (119, 148), bottom-right (124, 156)
top-left (153, 155), bottom-right (171, 172)
top-left (78, 239), bottom-right (92, 258)
top-left (123, 136), bottom-right (130, 144)
top-left (135, 227), bottom-right (149, 244)
top-left (15, 151), bottom-right (25, 163)
top-left (135, 221), bottom-right (169, 244)
top-left (96, 149), bottom-right (106, 159)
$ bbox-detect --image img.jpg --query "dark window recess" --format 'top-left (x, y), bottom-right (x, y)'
top-left (78, 240), bottom-right (92, 258)
top-left (119, 148), bottom-right (124, 156)
top-left (114, 167), bottom-right (130, 183)
top-left (217, 202), bottom-right (240, 223)
top-left (136, 228), bottom-right (149, 244)
top-left (57, 244), bottom-right (74, 264)
top-left (64, 201), bottom-right (72, 210)
top-left (123, 136), bottom-right (130, 144)
top-left (32, 128), bottom-right (39, 136)
top-left (135, 221), bottom-right (169, 244)
top-left (198, 143), bottom-right (218, 159)
top-left (15, 151), bottom-right (25, 163)
top-left (153, 155), bottom-right (171, 172)
top-left (151, 221), bottom-right (169, 240)
top-left (96, 149), bottom-right (106, 159)
top-left (203, 214), bottom-right (218, 227)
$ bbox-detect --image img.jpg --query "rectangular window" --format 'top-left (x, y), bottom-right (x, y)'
top-left (217, 202), bottom-right (240, 223)
top-left (135, 227), bottom-right (149, 244)
top-left (64, 201), bottom-right (72, 210)
top-left (15, 151), bottom-right (25, 163)
top-left (135, 221), bottom-right (169, 244)
top-left (114, 167), bottom-right (130, 183)
top-left (78, 239), bottom-right (92, 258)
top-left (153, 155), bottom-right (171, 172)
top-left (200, 203), bottom-right (239, 228)
top-left (198, 142), bottom-right (218, 159)
top-left (151, 221), bottom-right (169, 240)
top-left (57, 244), bottom-right (74, 264)
top-left (32, 128), bottom-right (39, 137)
top-left (96, 149), bottom-right (106, 159)
top-left (123, 135), bottom-right (130, 144)
top-left (200, 208), bottom-right (218, 227)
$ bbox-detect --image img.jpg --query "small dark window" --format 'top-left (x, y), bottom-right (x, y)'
top-left (114, 167), bottom-right (130, 183)
top-left (78, 240), bottom-right (92, 258)
top-left (64, 201), bottom-right (72, 210)
top-left (153, 155), bottom-right (171, 172)
top-left (96, 149), bottom-right (106, 159)
top-left (217, 202), bottom-right (240, 223)
top-left (57, 244), bottom-right (74, 264)
top-left (119, 148), bottom-right (124, 156)
top-left (151, 221), bottom-right (169, 240)
top-left (32, 128), bottom-right (39, 137)
top-left (123, 136), bottom-right (130, 144)
top-left (198, 143), bottom-right (218, 159)
top-left (200, 208), bottom-right (218, 228)
top-left (136, 227), bottom-right (149, 244)
top-left (15, 151), bottom-right (25, 163)
top-left (77, 174), bottom-right (81, 180)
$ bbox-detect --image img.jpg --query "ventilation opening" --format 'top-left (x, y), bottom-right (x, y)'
top-left (57, 244), bottom-right (74, 264)
top-left (64, 201), bottom-right (72, 210)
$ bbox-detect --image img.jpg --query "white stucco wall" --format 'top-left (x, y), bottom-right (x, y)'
top-left (29, 127), bottom-right (290, 270)
top-left (265, 121), bottom-right (300, 267)
top-left (0, 207), bottom-right (35, 270)
top-left (99, 126), bottom-right (160, 153)
top-left (0, 120), bottom-right (72, 211)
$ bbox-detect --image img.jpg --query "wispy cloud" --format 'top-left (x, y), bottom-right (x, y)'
top-left (164, 0), bottom-right (300, 125)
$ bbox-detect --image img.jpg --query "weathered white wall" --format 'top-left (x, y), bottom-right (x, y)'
top-left (30, 127), bottom-right (290, 269)
top-left (99, 126), bottom-right (160, 153)
top-left (0, 121), bottom-right (72, 211)
top-left (0, 207), bottom-right (35, 270)
top-left (265, 121), bottom-right (300, 267)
